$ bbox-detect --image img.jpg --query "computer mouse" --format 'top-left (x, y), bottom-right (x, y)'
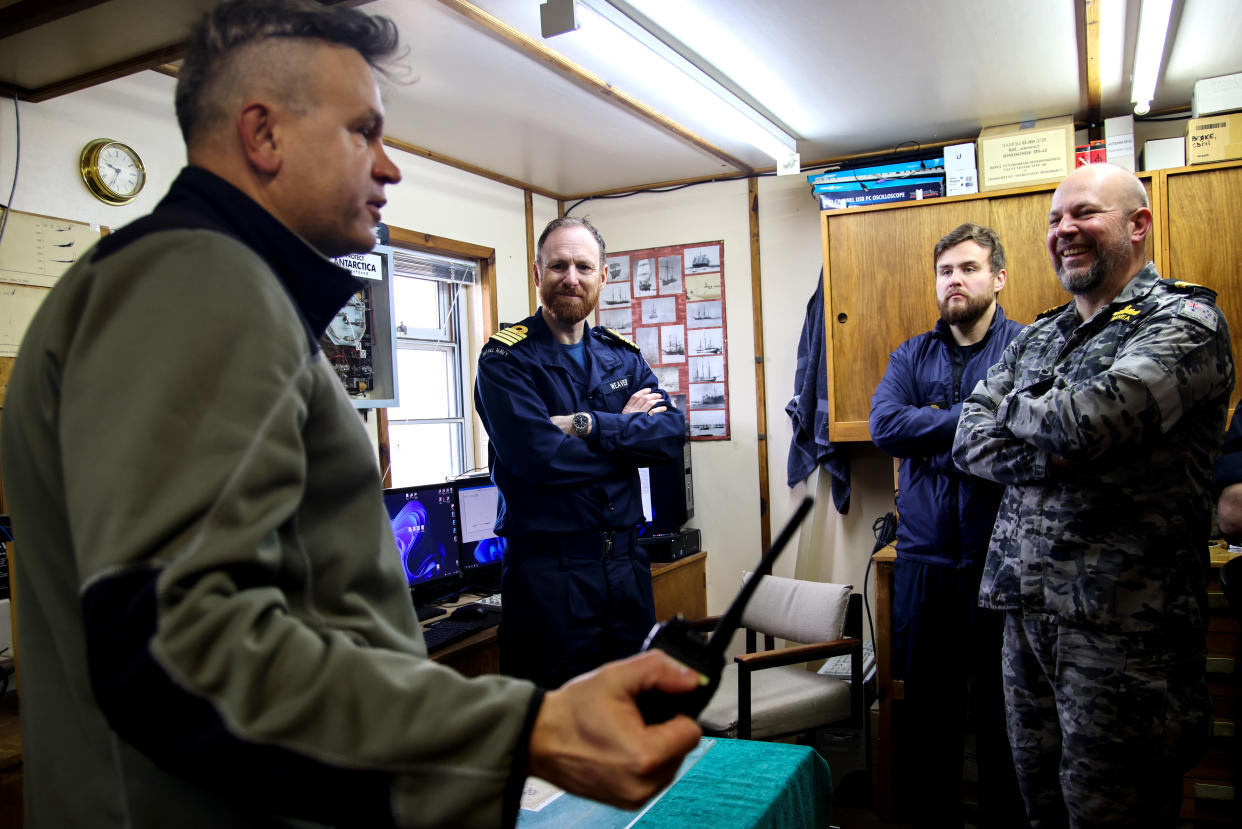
top-left (450, 603), bottom-right (489, 621)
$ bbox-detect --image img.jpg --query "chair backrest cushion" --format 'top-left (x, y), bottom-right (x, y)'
top-left (739, 572), bottom-right (852, 643)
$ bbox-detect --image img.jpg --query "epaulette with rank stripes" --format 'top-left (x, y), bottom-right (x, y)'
top-left (596, 327), bottom-right (641, 352)
top-left (1036, 301), bottom-right (1072, 321)
top-left (1161, 278), bottom-right (1217, 299)
top-left (489, 324), bottom-right (530, 347)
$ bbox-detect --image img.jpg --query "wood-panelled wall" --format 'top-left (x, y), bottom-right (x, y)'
top-left (820, 162), bottom-right (1238, 441)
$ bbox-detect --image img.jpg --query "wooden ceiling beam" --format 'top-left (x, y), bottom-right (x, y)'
top-left (1082, 0), bottom-right (1103, 129)
top-left (433, 0), bottom-right (755, 175)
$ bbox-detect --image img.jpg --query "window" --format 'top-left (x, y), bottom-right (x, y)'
top-left (385, 248), bottom-right (478, 488)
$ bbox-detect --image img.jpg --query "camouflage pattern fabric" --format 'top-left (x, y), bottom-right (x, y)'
top-left (953, 264), bottom-right (1235, 633)
top-left (1002, 612), bottom-right (1211, 827)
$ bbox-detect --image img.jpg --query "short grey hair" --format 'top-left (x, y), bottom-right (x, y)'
top-left (175, 0), bottom-right (400, 144)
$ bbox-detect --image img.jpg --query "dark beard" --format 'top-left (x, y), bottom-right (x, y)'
top-left (1058, 256), bottom-right (1109, 294)
top-left (939, 292), bottom-right (993, 326)
top-left (1057, 233), bottom-right (1129, 295)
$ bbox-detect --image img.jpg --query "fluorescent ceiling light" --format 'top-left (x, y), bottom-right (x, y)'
top-left (572, 0), bottom-right (800, 174)
top-left (1097, 0), bottom-right (1125, 95)
top-left (1131, 0), bottom-right (1174, 116)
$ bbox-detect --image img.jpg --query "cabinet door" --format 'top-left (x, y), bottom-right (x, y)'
top-left (823, 201), bottom-right (990, 440)
top-left (1166, 164), bottom-right (1242, 417)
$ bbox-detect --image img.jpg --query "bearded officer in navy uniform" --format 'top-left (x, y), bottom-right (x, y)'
top-left (475, 216), bottom-right (686, 688)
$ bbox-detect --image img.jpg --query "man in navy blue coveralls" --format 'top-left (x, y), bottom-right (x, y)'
top-left (869, 224), bottom-right (1025, 827)
top-left (474, 217), bottom-right (685, 688)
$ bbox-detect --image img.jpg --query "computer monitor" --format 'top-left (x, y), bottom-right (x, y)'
top-left (643, 433), bottom-right (694, 535)
top-left (455, 477), bottom-right (506, 578)
top-left (381, 483), bottom-right (462, 597)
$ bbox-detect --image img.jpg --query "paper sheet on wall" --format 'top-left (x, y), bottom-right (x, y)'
top-left (0, 207), bottom-right (102, 287)
top-left (0, 207), bottom-right (103, 357)
top-left (0, 283), bottom-right (49, 358)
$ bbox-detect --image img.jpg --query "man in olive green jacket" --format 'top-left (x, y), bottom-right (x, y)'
top-left (0, 2), bottom-right (700, 827)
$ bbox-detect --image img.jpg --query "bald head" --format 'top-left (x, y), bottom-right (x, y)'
top-left (1055, 163), bottom-right (1149, 214)
top-left (1047, 163), bottom-right (1153, 314)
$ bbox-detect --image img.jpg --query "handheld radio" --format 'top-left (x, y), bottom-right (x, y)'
top-left (636, 496), bottom-right (814, 724)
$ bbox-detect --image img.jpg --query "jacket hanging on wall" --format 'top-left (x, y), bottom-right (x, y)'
top-left (785, 271), bottom-right (851, 512)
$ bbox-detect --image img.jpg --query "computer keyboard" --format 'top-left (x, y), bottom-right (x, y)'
top-left (475, 592), bottom-right (503, 609)
top-left (422, 618), bottom-right (494, 650)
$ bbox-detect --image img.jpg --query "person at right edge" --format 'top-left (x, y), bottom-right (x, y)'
top-left (869, 223), bottom-right (1025, 828)
top-left (953, 163), bottom-right (1235, 827)
top-left (1215, 399), bottom-right (1242, 544)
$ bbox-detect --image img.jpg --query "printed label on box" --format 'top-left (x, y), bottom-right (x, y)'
top-left (981, 128), bottom-right (1071, 187)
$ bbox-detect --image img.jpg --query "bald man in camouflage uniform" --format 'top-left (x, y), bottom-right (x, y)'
top-left (953, 163), bottom-right (1235, 827)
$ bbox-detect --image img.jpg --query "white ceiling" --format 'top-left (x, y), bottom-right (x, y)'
top-left (3, 0), bottom-right (1242, 198)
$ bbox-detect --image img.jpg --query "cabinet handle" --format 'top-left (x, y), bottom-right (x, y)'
top-left (1192, 782), bottom-right (1235, 802)
top-left (1205, 656), bottom-right (1235, 675)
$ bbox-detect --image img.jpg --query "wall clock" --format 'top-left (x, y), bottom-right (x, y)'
top-left (80, 139), bottom-right (145, 205)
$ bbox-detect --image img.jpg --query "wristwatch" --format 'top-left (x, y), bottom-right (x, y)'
top-left (571, 411), bottom-right (592, 439)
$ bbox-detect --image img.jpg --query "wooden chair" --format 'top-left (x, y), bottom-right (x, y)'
top-left (696, 573), bottom-right (867, 747)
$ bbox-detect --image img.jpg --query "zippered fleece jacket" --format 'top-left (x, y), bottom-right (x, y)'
top-left (0, 167), bottom-right (541, 828)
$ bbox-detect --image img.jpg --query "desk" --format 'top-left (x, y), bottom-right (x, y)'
top-left (430, 552), bottom-right (707, 677)
top-left (518, 737), bottom-right (832, 828)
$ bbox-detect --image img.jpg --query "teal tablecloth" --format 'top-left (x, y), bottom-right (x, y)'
top-left (518, 737), bottom-right (833, 828)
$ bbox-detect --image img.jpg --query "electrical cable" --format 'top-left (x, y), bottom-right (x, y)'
top-left (862, 511), bottom-right (898, 652)
top-left (0, 91), bottom-right (22, 252)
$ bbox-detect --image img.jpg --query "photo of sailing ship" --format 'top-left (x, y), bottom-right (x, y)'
top-left (600, 281), bottom-right (631, 307)
top-left (686, 300), bottom-right (722, 329)
top-left (689, 355), bottom-right (724, 382)
top-left (657, 255), bottom-right (683, 295)
top-left (684, 244), bottom-right (720, 274)
top-left (689, 408), bottom-right (727, 437)
top-left (633, 258), bottom-right (656, 296)
top-left (602, 240), bottom-right (728, 439)
top-left (641, 296), bottom-right (677, 324)
top-left (597, 307), bottom-right (632, 333)
top-left (691, 328), bottom-right (724, 355)
top-left (689, 383), bottom-right (725, 408)
top-left (606, 255), bottom-right (630, 282)
top-left (660, 325), bottom-right (686, 364)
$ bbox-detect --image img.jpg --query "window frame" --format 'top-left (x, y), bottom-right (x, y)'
top-left (376, 226), bottom-right (498, 489)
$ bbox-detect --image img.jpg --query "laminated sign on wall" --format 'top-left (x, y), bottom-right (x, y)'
top-left (600, 240), bottom-right (729, 440)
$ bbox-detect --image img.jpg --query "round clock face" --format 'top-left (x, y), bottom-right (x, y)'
top-left (80, 139), bottom-right (145, 205)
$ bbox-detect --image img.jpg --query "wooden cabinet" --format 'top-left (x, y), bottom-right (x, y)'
top-left (819, 161), bottom-right (1241, 441)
